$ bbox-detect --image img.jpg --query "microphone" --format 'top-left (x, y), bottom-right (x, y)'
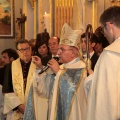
top-left (38, 57), bottom-right (59, 74)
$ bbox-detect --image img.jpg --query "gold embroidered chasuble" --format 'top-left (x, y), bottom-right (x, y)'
top-left (12, 58), bottom-right (36, 119)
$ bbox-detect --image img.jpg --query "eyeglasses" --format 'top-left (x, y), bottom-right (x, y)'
top-left (102, 22), bottom-right (113, 29)
top-left (101, 24), bottom-right (106, 29)
top-left (57, 48), bottom-right (72, 53)
top-left (17, 47), bottom-right (30, 53)
top-left (48, 42), bottom-right (58, 47)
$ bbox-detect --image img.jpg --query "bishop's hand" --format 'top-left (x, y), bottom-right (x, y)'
top-left (32, 56), bottom-right (43, 69)
top-left (47, 58), bottom-right (60, 74)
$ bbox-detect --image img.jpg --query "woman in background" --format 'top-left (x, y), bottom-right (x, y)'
top-left (36, 41), bottom-right (51, 58)
top-left (94, 26), bottom-right (109, 56)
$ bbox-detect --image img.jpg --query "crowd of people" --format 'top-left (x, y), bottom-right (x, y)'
top-left (0, 5), bottom-right (120, 120)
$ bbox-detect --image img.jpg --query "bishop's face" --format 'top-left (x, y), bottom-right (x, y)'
top-left (57, 45), bottom-right (76, 64)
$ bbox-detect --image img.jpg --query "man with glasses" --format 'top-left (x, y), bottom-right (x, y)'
top-left (48, 37), bottom-right (60, 57)
top-left (41, 36), bottom-right (60, 66)
top-left (2, 39), bottom-right (36, 120)
top-left (24, 23), bottom-right (87, 120)
top-left (86, 6), bottom-right (120, 120)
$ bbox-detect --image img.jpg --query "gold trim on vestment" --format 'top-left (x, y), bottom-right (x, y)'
top-left (32, 85), bottom-right (36, 120)
top-left (12, 58), bottom-right (36, 119)
top-left (54, 69), bottom-right (66, 120)
top-left (66, 68), bottom-right (86, 120)
top-left (53, 68), bottom-right (86, 120)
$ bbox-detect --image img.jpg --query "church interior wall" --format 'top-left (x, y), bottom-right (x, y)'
top-left (0, 0), bottom-right (23, 57)
top-left (84, 0), bottom-right (112, 31)
top-left (0, 0), bottom-right (116, 57)
top-left (25, 1), bottom-right (34, 40)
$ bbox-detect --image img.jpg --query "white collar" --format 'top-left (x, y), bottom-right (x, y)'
top-left (83, 51), bottom-right (94, 60)
top-left (90, 51), bottom-right (94, 59)
top-left (60, 57), bottom-right (86, 69)
top-left (63, 58), bottom-right (79, 68)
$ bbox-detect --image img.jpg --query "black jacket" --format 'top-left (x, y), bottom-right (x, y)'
top-left (91, 53), bottom-right (99, 70)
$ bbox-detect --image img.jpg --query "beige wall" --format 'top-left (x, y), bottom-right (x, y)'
top-left (84, 0), bottom-right (112, 32)
top-left (0, 0), bottom-right (23, 57)
top-left (0, 0), bottom-right (113, 57)
top-left (23, 0), bottom-right (50, 40)
top-left (42, 0), bottom-right (50, 14)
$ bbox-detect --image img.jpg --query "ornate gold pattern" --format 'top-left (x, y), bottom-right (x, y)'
top-left (61, 27), bottom-right (65, 36)
top-left (55, 0), bottom-right (73, 37)
top-left (61, 39), bottom-right (73, 44)
top-left (77, 42), bottom-right (80, 50)
top-left (29, 0), bottom-right (36, 9)
top-left (33, 0), bottom-right (37, 38)
top-left (66, 69), bottom-right (86, 120)
top-left (54, 70), bottom-right (66, 119)
top-left (12, 58), bottom-right (36, 119)
top-left (73, 0), bottom-right (84, 30)
top-left (38, 0), bottom-right (43, 33)
top-left (111, 0), bottom-right (120, 6)
top-left (15, 22), bottom-right (21, 41)
top-left (15, 9), bottom-right (27, 40)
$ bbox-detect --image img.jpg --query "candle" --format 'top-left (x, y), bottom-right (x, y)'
top-left (43, 12), bottom-right (50, 34)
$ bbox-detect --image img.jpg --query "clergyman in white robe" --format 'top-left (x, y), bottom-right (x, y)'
top-left (24, 58), bottom-right (87, 120)
top-left (86, 37), bottom-right (120, 120)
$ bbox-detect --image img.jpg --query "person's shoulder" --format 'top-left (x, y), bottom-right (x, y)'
top-left (3, 63), bottom-right (12, 68)
top-left (92, 52), bottom-right (99, 59)
top-left (12, 58), bottom-right (19, 62)
top-left (105, 39), bottom-right (120, 53)
top-left (0, 66), bottom-right (5, 71)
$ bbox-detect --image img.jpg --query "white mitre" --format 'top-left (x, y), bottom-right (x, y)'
top-left (60, 23), bottom-right (81, 50)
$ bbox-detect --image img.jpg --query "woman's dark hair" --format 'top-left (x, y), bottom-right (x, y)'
top-left (95, 26), bottom-right (109, 48)
top-left (36, 40), bottom-right (51, 58)
top-left (34, 31), bottom-right (50, 55)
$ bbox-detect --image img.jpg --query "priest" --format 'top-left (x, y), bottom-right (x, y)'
top-left (24, 23), bottom-right (87, 120)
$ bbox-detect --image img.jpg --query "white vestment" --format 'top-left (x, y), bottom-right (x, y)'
top-left (50, 60), bottom-right (87, 120)
top-left (30, 58), bottom-right (87, 120)
top-left (3, 58), bottom-right (36, 120)
top-left (86, 37), bottom-right (120, 120)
